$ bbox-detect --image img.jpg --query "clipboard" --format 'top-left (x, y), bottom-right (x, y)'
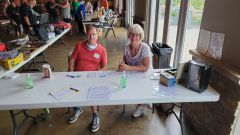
top-left (49, 86), bottom-right (80, 100)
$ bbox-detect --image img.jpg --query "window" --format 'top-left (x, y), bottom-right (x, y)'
top-left (181, 0), bottom-right (205, 62)
top-left (155, 0), bottom-right (166, 43)
top-left (168, 0), bottom-right (181, 67)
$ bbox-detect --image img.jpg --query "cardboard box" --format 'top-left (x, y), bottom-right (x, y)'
top-left (0, 53), bottom-right (24, 69)
top-left (160, 72), bottom-right (176, 87)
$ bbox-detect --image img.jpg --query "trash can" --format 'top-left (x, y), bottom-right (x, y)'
top-left (152, 42), bottom-right (174, 115)
top-left (152, 43), bottom-right (173, 69)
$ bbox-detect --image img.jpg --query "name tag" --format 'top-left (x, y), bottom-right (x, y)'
top-left (94, 53), bottom-right (100, 59)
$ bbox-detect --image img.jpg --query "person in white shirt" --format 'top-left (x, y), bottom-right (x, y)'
top-left (118, 24), bottom-right (152, 118)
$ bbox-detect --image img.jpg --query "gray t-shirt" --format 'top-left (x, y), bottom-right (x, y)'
top-left (124, 42), bottom-right (152, 66)
top-left (62, 1), bottom-right (71, 19)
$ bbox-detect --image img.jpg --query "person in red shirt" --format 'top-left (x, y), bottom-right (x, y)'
top-left (68, 25), bottom-right (107, 132)
top-left (99, 0), bottom-right (109, 10)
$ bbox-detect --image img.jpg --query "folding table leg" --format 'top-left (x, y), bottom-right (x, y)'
top-left (10, 110), bottom-right (37, 135)
top-left (122, 105), bottom-right (126, 114)
top-left (10, 110), bottom-right (18, 135)
top-left (170, 103), bottom-right (184, 135)
top-left (9, 109), bottom-right (48, 135)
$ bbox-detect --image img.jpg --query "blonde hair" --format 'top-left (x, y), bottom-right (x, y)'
top-left (127, 24), bottom-right (144, 41)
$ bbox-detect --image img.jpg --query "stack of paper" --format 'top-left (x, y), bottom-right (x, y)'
top-left (197, 28), bottom-right (225, 60)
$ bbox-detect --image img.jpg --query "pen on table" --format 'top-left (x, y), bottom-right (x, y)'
top-left (66, 75), bottom-right (81, 78)
top-left (66, 75), bottom-right (74, 78)
top-left (70, 87), bottom-right (80, 92)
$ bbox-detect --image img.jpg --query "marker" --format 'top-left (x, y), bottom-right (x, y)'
top-left (70, 87), bottom-right (80, 92)
top-left (66, 75), bottom-right (81, 78)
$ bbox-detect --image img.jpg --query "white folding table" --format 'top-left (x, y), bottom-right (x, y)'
top-left (0, 28), bottom-right (70, 78)
top-left (0, 69), bottom-right (220, 135)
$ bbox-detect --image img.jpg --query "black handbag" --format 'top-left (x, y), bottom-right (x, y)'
top-left (38, 25), bottom-right (49, 42)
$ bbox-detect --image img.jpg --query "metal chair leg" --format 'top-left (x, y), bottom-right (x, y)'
top-left (10, 110), bottom-right (18, 135)
top-left (112, 28), bottom-right (116, 38)
top-left (105, 29), bottom-right (110, 38)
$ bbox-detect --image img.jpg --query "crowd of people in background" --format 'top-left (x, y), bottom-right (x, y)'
top-left (0, 0), bottom-right (111, 37)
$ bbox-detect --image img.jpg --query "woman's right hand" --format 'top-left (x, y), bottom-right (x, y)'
top-left (118, 63), bottom-right (129, 71)
top-left (117, 64), bottom-right (122, 71)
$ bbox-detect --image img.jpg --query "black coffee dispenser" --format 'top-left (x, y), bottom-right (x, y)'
top-left (186, 60), bottom-right (212, 93)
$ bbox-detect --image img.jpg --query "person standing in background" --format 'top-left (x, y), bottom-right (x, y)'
top-left (0, 0), bottom-right (9, 17)
top-left (85, 0), bottom-right (93, 14)
top-left (113, 0), bottom-right (118, 13)
top-left (99, 0), bottom-right (108, 10)
top-left (72, 0), bottom-right (80, 15)
top-left (6, 0), bottom-right (22, 36)
top-left (93, 0), bottom-right (100, 12)
top-left (57, 0), bottom-right (72, 35)
top-left (78, 0), bottom-right (85, 5)
top-left (72, 0), bottom-right (80, 34)
top-left (19, 0), bottom-right (38, 35)
top-left (75, 0), bottom-right (92, 35)
top-left (45, 0), bottom-right (59, 23)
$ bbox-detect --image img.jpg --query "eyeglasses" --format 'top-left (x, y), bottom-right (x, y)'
top-left (129, 33), bottom-right (140, 37)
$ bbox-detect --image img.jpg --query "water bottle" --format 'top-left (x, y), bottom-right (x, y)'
top-left (120, 71), bottom-right (127, 88)
top-left (25, 74), bottom-right (33, 89)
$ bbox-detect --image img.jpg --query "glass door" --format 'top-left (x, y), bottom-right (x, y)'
top-left (181, 0), bottom-right (205, 62)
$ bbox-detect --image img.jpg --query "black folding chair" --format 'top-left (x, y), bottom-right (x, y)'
top-left (25, 13), bottom-right (55, 71)
top-left (103, 14), bottom-right (117, 38)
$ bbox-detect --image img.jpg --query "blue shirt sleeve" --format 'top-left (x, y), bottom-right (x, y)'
top-left (76, 4), bottom-right (86, 20)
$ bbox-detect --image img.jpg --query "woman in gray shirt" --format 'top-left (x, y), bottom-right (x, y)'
top-left (118, 24), bottom-right (152, 118)
top-left (57, 0), bottom-right (72, 34)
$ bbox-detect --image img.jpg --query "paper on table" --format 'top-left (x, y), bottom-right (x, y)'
top-left (150, 72), bottom-right (160, 80)
top-left (107, 71), bottom-right (121, 76)
top-left (87, 86), bottom-right (111, 101)
top-left (206, 32), bottom-right (225, 60)
top-left (87, 73), bottom-right (109, 78)
top-left (126, 71), bottom-right (147, 79)
top-left (97, 73), bottom-right (109, 78)
top-left (196, 29), bottom-right (211, 54)
top-left (4, 72), bottom-right (19, 79)
top-left (87, 73), bottom-right (96, 78)
top-left (152, 82), bottom-right (175, 97)
top-left (49, 87), bottom-right (79, 100)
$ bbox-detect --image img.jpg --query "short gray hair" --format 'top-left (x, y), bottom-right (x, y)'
top-left (127, 24), bottom-right (144, 41)
top-left (86, 25), bottom-right (96, 33)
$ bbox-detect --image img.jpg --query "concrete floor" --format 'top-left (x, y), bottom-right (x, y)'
top-left (0, 27), bottom-right (195, 135)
